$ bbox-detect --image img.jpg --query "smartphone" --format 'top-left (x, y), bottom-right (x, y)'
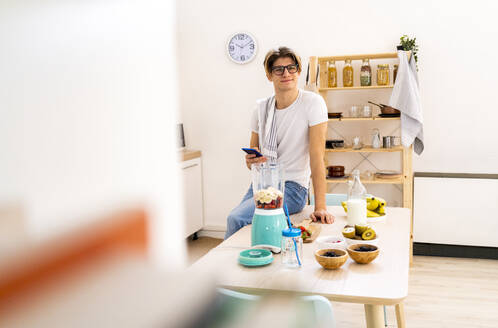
top-left (241, 148), bottom-right (263, 158)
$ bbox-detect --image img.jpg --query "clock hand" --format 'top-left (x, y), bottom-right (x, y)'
top-left (235, 43), bottom-right (244, 48)
top-left (241, 40), bottom-right (252, 48)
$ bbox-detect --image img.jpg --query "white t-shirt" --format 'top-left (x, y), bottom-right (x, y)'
top-left (251, 89), bottom-right (328, 188)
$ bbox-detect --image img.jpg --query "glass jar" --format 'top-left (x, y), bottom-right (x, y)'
top-left (362, 105), bottom-right (372, 118)
top-left (252, 163), bottom-right (285, 210)
top-left (343, 59), bottom-right (354, 87)
top-left (281, 228), bottom-right (303, 268)
top-left (360, 59), bottom-right (372, 86)
top-left (350, 105), bottom-right (360, 117)
top-left (377, 64), bottom-right (390, 86)
top-left (352, 136), bottom-right (362, 150)
top-left (393, 64), bottom-right (398, 84)
top-left (327, 61), bottom-right (337, 88)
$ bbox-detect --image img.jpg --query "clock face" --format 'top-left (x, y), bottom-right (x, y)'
top-left (227, 32), bottom-right (257, 64)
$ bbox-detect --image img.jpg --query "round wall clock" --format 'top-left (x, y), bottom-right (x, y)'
top-left (226, 32), bottom-right (257, 64)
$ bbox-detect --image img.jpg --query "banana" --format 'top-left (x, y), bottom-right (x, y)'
top-left (366, 197), bottom-right (379, 210)
top-left (367, 209), bottom-right (381, 217)
top-left (341, 201), bottom-right (348, 212)
top-left (343, 198), bottom-right (386, 216)
top-left (374, 196), bottom-right (387, 207)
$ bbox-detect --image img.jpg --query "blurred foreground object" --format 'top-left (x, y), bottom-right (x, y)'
top-left (0, 207), bottom-right (338, 328)
top-left (0, 209), bottom-right (215, 328)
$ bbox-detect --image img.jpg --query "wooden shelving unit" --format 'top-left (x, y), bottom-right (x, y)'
top-left (309, 52), bottom-right (414, 261)
top-left (329, 116), bottom-right (400, 122)
top-left (320, 85), bottom-right (394, 91)
top-left (326, 176), bottom-right (403, 185)
top-left (326, 146), bottom-right (403, 153)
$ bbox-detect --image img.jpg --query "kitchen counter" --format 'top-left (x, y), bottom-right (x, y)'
top-left (179, 149), bottom-right (201, 162)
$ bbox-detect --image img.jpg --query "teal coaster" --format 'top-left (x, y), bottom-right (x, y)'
top-left (238, 249), bottom-right (273, 267)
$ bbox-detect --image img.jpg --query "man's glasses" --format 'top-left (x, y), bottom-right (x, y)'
top-left (271, 64), bottom-right (299, 76)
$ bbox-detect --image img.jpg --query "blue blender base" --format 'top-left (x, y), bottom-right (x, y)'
top-left (251, 208), bottom-right (288, 248)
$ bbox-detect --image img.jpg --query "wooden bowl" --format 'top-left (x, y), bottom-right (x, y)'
top-left (328, 112), bottom-right (343, 119)
top-left (347, 244), bottom-right (379, 264)
top-left (327, 165), bottom-right (345, 177)
top-left (329, 165), bottom-right (345, 172)
top-left (314, 249), bottom-right (348, 269)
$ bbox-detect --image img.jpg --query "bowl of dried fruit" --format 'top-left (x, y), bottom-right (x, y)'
top-left (314, 249), bottom-right (348, 269)
top-left (347, 244), bottom-right (379, 264)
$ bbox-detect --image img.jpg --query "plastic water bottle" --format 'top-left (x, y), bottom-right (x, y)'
top-left (347, 170), bottom-right (367, 226)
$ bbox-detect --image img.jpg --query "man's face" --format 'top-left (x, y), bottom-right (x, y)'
top-left (267, 57), bottom-right (300, 92)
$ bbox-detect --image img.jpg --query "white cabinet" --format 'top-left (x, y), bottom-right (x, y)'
top-left (181, 157), bottom-right (204, 238)
top-left (413, 176), bottom-right (498, 247)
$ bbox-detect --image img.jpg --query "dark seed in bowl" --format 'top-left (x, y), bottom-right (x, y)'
top-left (323, 251), bottom-right (340, 257)
top-left (355, 246), bottom-right (376, 252)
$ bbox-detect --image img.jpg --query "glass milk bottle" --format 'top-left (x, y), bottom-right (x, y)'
top-left (347, 170), bottom-right (367, 226)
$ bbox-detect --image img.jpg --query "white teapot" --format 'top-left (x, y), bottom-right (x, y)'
top-left (371, 129), bottom-right (381, 149)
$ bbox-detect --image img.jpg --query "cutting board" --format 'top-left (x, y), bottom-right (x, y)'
top-left (297, 219), bottom-right (322, 243)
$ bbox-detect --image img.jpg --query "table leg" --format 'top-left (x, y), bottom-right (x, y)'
top-left (364, 304), bottom-right (384, 328)
top-left (395, 302), bottom-right (406, 328)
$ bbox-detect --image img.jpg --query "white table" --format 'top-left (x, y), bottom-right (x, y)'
top-left (190, 205), bottom-right (411, 328)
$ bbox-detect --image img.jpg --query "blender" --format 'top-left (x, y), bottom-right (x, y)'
top-left (251, 162), bottom-right (288, 248)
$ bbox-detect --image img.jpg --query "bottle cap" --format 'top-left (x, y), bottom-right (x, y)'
top-left (282, 227), bottom-right (301, 237)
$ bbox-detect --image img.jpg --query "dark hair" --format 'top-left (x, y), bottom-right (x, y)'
top-left (263, 47), bottom-right (302, 75)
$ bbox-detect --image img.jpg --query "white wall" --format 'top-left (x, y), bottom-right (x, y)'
top-left (177, 0), bottom-right (498, 228)
top-left (0, 0), bottom-right (184, 268)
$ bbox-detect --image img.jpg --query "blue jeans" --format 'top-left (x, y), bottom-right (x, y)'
top-left (224, 181), bottom-right (308, 239)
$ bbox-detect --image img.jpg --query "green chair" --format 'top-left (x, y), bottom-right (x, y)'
top-left (310, 193), bottom-right (348, 206)
top-left (214, 288), bottom-right (336, 328)
top-left (310, 193), bottom-right (373, 206)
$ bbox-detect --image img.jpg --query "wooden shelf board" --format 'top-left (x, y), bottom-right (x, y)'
top-left (325, 146), bottom-right (404, 153)
top-left (320, 85), bottom-right (394, 91)
top-left (328, 116), bottom-right (400, 122)
top-left (318, 53), bottom-right (399, 62)
top-left (326, 177), bottom-right (404, 185)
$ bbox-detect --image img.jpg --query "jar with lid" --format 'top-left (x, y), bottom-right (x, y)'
top-left (393, 64), bottom-right (398, 83)
top-left (377, 64), bottom-right (390, 86)
top-left (327, 61), bottom-right (337, 88)
top-left (281, 227), bottom-right (302, 268)
top-left (360, 59), bottom-right (372, 86)
top-left (343, 59), bottom-right (354, 87)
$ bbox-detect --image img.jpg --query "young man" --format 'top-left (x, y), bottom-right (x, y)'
top-left (225, 47), bottom-right (334, 239)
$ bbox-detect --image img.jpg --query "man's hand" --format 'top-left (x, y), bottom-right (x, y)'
top-left (245, 147), bottom-right (267, 169)
top-left (310, 208), bottom-right (335, 224)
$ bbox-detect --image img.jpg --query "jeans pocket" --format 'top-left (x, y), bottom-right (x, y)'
top-left (285, 181), bottom-right (308, 212)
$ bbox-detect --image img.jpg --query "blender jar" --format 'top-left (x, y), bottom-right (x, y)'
top-left (252, 163), bottom-right (285, 209)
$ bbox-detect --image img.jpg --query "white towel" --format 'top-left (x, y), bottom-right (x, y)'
top-left (389, 51), bottom-right (424, 155)
top-left (258, 96), bottom-right (278, 162)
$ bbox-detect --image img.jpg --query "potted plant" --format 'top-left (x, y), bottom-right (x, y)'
top-left (397, 34), bottom-right (419, 69)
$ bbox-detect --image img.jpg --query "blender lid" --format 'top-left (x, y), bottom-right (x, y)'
top-left (282, 227), bottom-right (301, 237)
top-left (238, 249), bottom-right (273, 267)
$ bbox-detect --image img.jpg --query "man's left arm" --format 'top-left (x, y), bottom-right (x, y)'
top-left (309, 122), bottom-right (335, 224)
